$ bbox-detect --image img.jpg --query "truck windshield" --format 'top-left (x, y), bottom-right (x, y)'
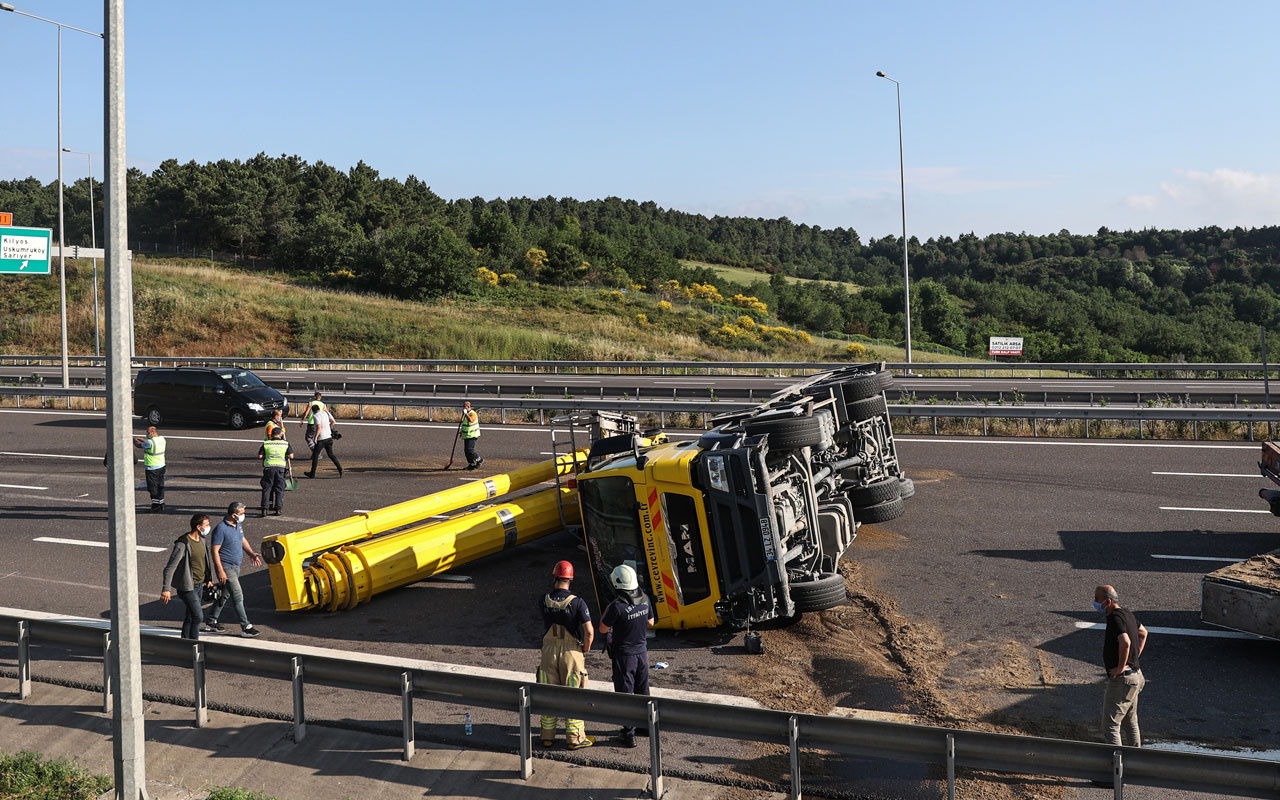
top-left (579, 475), bottom-right (650, 596)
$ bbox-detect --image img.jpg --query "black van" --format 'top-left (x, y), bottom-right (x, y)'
top-left (133, 366), bottom-right (286, 429)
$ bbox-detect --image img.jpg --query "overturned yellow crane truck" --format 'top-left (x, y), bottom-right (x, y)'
top-left (263, 363), bottom-right (908, 629)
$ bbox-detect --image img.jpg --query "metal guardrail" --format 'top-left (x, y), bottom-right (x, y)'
top-left (4, 386), bottom-right (1280, 439)
top-left (2, 354), bottom-right (1279, 378)
top-left (2, 609), bottom-right (1276, 799)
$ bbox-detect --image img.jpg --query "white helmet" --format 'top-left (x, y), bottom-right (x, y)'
top-left (610, 564), bottom-right (639, 591)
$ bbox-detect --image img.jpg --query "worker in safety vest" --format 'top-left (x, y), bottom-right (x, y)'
top-left (264, 408), bottom-right (287, 441)
top-left (461, 400), bottom-right (484, 470)
top-left (133, 425), bottom-right (167, 513)
top-left (537, 560), bottom-right (594, 750)
top-left (257, 428), bottom-right (294, 517)
top-left (299, 391), bottom-right (326, 447)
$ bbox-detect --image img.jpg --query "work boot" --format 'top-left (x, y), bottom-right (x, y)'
top-left (567, 737), bottom-right (595, 751)
top-left (617, 730), bottom-right (637, 748)
top-left (259, 507), bottom-right (267, 518)
top-left (474, 457), bottom-right (484, 468)
top-left (303, 471), bottom-right (315, 478)
top-left (272, 508), bottom-right (282, 516)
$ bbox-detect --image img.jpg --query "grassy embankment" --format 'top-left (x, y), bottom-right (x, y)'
top-left (683, 259), bottom-right (861, 294)
top-left (0, 257), bottom-right (983, 366)
top-left (0, 750), bottom-right (284, 800)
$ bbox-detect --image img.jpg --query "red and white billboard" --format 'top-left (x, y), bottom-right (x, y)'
top-left (988, 336), bottom-right (1024, 356)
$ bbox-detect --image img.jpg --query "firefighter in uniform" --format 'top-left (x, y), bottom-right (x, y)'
top-left (537, 560), bottom-right (594, 749)
top-left (598, 564), bottom-right (655, 748)
top-left (461, 400), bottom-right (484, 470)
top-left (257, 428), bottom-right (293, 517)
top-left (134, 426), bottom-right (167, 513)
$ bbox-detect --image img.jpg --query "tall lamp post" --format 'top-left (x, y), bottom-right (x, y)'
top-left (1, 3), bottom-right (104, 386)
top-left (63, 148), bottom-right (100, 356)
top-left (876, 70), bottom-right (913, 365)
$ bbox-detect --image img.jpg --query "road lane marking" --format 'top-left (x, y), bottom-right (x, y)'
top-left (0, 573), bottom-right (108, 591)
top-left (1073, 621), bottom-right (1266, 640)
top-left (0, 482), bottom-right (47, 490)
top-left (34, 536), bottom-right (167, 553)
top-left (1151, 554), bottom-right (1245, 563)
top-left (899, 438), bottom-right (1254, 450)
top-left (1152, 471), bottom-right (1259, 478)
top-left (1159, 506), bottom-right (1271, 514)
top-left (0, 409), bottom-right (103, 417)
top-left (1, 451), bottom-right (102, 460)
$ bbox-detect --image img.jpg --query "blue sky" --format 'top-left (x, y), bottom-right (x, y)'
top-left (3, 1), bottom-right (1278, 239)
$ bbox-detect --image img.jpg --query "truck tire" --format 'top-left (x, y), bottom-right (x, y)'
top-left (790, 572), bottom-right (848, 613)
top-left (846, 477), bottom-right (901, 506)
top-left (898, 477), bottom-right (916, 499)
top-left (744, 416), bottom-right (824, 449)
top-left (855, 496), bottom-right (906, 524)
top-left (847, 395), bottom-right (888, 422)
top-left (840, 370), bottom-right (894, 402)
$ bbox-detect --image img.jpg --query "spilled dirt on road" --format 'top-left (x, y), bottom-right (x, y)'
top-left (725, 557), bottom-right (1070, 800)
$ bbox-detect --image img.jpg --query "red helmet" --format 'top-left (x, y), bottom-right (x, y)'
top-left (552, 560), bottom-right (574, 580)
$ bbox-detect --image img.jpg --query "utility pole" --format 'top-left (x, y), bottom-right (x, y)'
top-left (104, 1), bottom-right (148, 796)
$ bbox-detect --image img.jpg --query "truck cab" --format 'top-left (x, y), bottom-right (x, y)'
top-left (574, 363), bottom-right (909, 630)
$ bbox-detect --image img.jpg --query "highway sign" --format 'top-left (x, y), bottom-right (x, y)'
top-left (0, 226), bottom-right (53, 275)
top-left (989, 336), bottom-right (1024, 356)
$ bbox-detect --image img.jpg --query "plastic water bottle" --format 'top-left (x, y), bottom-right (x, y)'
top-left (464, 712), bottom-right (472, 736)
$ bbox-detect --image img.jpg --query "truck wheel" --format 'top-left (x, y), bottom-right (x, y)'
top-left (855, 496), bottom-right (906, 524)
top-left (744, 416), bottom-right (824, 449)
top-left (790, 572), bottom-right (848, 612)
top-left (846, 477), bottom-right (901, 506)
top-left (847, 395), bottom-right (888, 422)
top-left (228, 409), bottom-right (248, 430)
top-left (898, 477), bottom-right (916, 499)
top-left (146, 407), bottom-right (164, 426)
top-left (840, 370), bottom-right (894, 402)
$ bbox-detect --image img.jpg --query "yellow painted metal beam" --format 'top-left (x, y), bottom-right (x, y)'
top-left (302, 486), bottom-right (580, 611)
top-left (263, 451), bottom-right (585, 611)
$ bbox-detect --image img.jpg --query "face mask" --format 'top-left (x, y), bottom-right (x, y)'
top-left (1092, 601), bottom-right (1105, 613)
top-left (200, 526), bottom-right (210, 536)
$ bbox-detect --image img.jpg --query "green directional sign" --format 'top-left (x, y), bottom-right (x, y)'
top-left (0, 226), bottom-right (53, 275)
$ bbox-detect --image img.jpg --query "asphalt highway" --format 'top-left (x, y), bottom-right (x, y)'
top-left (1, 407), bottom-right (1276, 798)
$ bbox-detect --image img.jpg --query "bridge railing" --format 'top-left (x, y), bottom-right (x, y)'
top-left (2, 608), bottom-right (1276, 799)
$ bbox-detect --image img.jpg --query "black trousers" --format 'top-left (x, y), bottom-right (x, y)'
top-left (310, 438), bottom-right (342, 474)
top-left (145, 467), bottom-right (165, 507)
top-left (610, 653), bottom-right (651, 735)
top-left (463, 436), bottom-right (480, 466)
top-left (261, 467), bottom-right (287, 511)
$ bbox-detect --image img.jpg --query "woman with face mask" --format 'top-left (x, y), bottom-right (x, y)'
top-left (160, 514), bottom-right (216, 640)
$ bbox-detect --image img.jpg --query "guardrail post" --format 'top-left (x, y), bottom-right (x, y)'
top-left (16, 620), bottom-right (31, 700)
top-left (400, 671), bottom-right (414, 760)
top-left (788, 715), bottom-right (802, 800)
top-left (518, 686), bottom-right (532, 779)
top-left (945, 733), bottom-right (955, 800)
top-left (102, 632), bottom-right (113, 714)
top-left (292, 656), bottom-right (306, 743)
top-left (648, 701), bottom-right (664, 799)
top-left (1112, 749), bottom-right (1123, 800)
top-left (193, 643), bottom-right (207, 727)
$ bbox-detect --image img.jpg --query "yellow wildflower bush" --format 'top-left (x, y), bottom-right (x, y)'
top-left (498, 272), bottom-right (519, 286)
top-left (635, 313), bottom-right (649, 327)
top-left (475, 266), bottom-right (500, 286)
top-left (729, 294), bottom-right (769, 314)
top-left (656, 300), bottom-right (672, 311)
top-left (845, 341), bottom-right (867, 357)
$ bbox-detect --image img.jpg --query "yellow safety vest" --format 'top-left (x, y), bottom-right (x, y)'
top-left (264, 420), bottom-right (286, 440)
top-left (143, 436), bottom-right (166, 469)
top-left (461, 409), bottom-right (480, 439)
top-left (262, 439), bottom-right (290, 468)
top-left (305, 401), bottom-right (327, 424)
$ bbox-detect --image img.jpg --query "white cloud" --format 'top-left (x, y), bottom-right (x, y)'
top-left (1123, 169), bottom-right (1280, 228)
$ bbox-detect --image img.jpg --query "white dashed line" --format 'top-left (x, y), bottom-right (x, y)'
top-left (1152, 471), bottom-right (1259, 478)
top-left (0, 482), bottom-right (47, 490)
top-left (34, 536), bottom-right (167, 553)
top-left (1159, 506), bottom-right (1272, 514)
top-left (1073, 621), bottom-right (1267, 640)
top-left (1, 451), bottom-right (102, 460)
top-left (1151, 554), bottom-right (1245, 563)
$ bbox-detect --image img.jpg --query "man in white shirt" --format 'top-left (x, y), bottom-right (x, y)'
top-left (303, 402), bottom-right (343, 478)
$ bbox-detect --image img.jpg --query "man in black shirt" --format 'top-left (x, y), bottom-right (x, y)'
top-left (537, 560), bottom-right (594, 750)
top-left (598, 564), bottom-right (655, 748)
top-left (1094, 585), bottom-right (1149, 746)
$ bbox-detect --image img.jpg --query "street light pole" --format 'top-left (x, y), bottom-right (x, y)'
top-left (64, 148), bottom-right (99, 356)
top-left (876, 70), bottom-right (913, 365)
top-left (1, 3), bottom-right (103, 385)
